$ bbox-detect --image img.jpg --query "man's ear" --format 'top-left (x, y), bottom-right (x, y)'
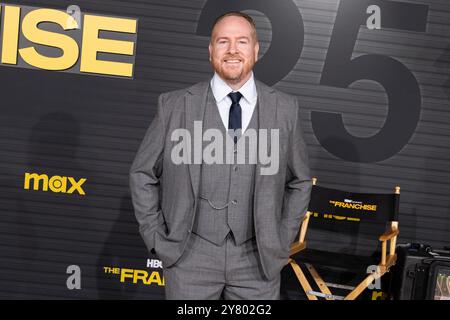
top-left (208, 43), bottom-right (212, 62)
top-left (254, 42), bottom-right (260, 62)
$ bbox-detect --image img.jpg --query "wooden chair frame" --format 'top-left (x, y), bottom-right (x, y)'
top-left (288, 178), bottom-right (400, 300)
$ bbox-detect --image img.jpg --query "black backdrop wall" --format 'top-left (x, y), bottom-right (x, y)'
top-left (0, 0), bottom-right (449, 299)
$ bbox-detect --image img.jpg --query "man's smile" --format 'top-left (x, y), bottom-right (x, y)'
top-left (223, 59), bottom-right (242, 64)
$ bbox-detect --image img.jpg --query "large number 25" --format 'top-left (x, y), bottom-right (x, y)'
top-left (197, 0), bottom-right (429, 163)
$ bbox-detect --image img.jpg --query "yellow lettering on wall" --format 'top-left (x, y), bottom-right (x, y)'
top-left (19, 9), bottom-right (79, 70)
top-left (120, 268), bottom-right (134, 282)
top-left (146, 271), bottom-right (164, 286)
top-left (24, 173), bottom-right (49, 191)
top-left (80, 15), bottom-right (137, 77)
top-left (372, 291), bottom-right (385, 300)
top-left (49, 176), bottom-right (67, 193)
top-left (133, 270), bottom-right (148, 284)
top-left (67, 177), bottom-right (86, 195)
top-left (1, 6), bottom-right (21, 65)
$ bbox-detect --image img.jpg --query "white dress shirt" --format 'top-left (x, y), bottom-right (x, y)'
top-left (210, 72), bottom-right (258, 133)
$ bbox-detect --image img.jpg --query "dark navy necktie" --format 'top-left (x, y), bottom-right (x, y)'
top-left (228, 91), bottom-right (242, 144)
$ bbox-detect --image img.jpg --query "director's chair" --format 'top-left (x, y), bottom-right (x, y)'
top-left (288, 178), bottom-right (400, 300)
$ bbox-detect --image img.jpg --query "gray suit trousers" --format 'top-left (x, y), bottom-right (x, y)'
top-left (163, 232), bottom-right (281, 300)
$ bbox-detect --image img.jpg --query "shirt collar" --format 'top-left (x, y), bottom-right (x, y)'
top-left (210, 72), bottom-right (257, 105)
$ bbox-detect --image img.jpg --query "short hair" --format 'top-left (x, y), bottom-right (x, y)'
top-left (211, 11), bottom-right (258, 42)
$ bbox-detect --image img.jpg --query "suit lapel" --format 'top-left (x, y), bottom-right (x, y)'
top-left (185, 81), bottom-right (209, 200)
top-left (254, 80), bottom-right (277, 208)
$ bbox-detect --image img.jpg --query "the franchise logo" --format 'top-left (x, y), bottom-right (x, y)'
top-left (0, 3), bottom-right (138, 77)
top-left (24, 172), bottom-right (86, 195)
top-left (310, 199), bottom-right (377, 222)
top-left (329, 199), bottom-right (377, 211)
top-left (102, 259), bottom-right (165, 287)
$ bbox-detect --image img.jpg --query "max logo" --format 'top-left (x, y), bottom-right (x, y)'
top-left (24, 173), bottom-right (86, 195)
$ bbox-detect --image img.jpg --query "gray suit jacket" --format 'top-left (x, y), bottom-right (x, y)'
top-left (129, 79), bottom-right (312, 280)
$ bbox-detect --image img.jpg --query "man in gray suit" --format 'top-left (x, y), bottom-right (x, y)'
top-left (130, 11), bottom-right (311, 299)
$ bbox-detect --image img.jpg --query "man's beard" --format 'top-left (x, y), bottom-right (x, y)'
top-left (218, 62), bottom-right (252, 84)
top-left (222, 69), bottom-right (243, 83)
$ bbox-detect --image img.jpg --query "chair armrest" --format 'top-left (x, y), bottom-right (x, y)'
top-left (379, 229), bottom-right (399, 241)
top-left (290, 241), bottom-right (306, 256)
top-left (296, 211), bottom-right (312, 244)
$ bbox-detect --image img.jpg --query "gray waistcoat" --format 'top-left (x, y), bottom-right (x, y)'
top-left (192, 87), bottom-right (258, 246)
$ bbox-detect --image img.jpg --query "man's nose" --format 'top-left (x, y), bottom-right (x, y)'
top-left (228, 41), bottom-right (238, 54)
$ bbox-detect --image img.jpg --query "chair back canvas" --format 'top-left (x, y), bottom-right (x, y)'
top-left (305, 185), bottom-right (399, 257)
